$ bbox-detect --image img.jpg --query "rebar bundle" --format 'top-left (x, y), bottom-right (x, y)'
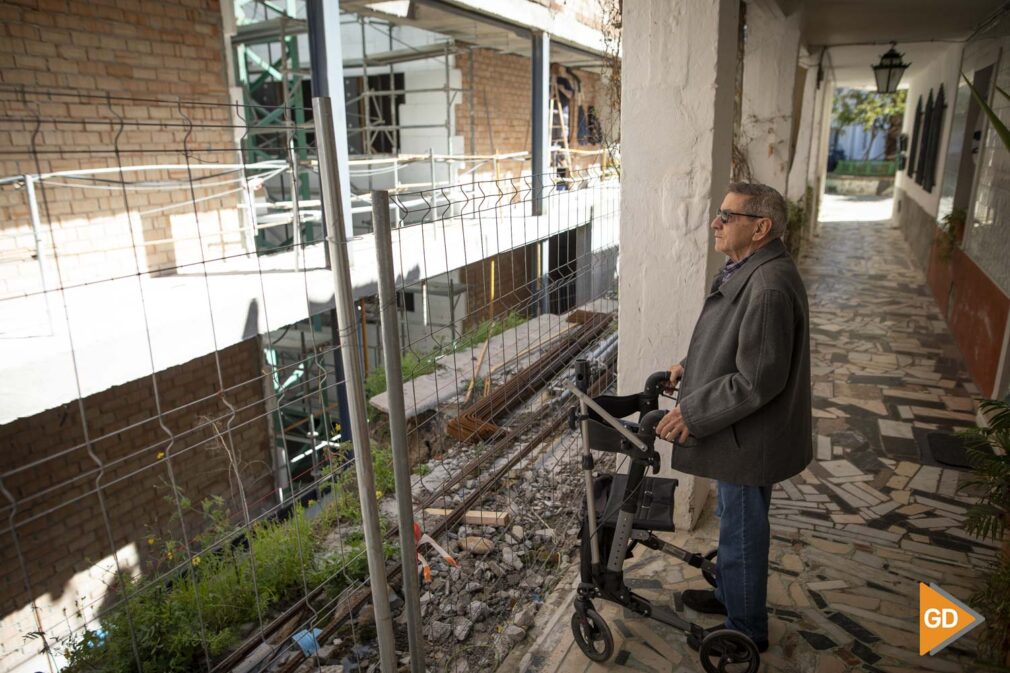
top-left (447, 312), bottom-right (614, 442)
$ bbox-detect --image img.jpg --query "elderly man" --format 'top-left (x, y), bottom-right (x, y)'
top-left (655, 182), bottom-right (812, 652)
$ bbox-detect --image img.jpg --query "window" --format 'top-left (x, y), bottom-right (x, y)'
top-left (396, 291), bottom-right (415, 312)
top-left (344, 73), bottom-right (405, 155)
top-left (913, 87), bottom-right (946, 192)
top-left (907, 96), bottom-right (922, 177)
top-left (921, 85), bottom-right (946, 192)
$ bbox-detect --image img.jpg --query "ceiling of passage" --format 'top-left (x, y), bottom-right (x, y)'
top-left (797, 0), bottom-right (1008, 86)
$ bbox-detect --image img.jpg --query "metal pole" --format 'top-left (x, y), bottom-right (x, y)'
top-left (575, 360), bottom-right (600, 567)
top-left (24, 175), bottom-right (53, 332)
top-left (468, 45), bottom-right (476, 158)
top-left (531, 31), bottom-right (550, 216)
top-left (444, 41), bottom-right (456, 193)
top-left (428, 149), bottom-right (436, 223)
top-left (361, 17), bottom-right (372, 176)
top-left (242, 176), bottom-right (258, 252)
top-left (313, 96), bottom-right (397, 673)
top-left (372, 189), bottom-right (426, 673)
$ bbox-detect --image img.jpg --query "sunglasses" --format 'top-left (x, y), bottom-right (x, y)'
top-left (716, 209), bottom-right (763, 224)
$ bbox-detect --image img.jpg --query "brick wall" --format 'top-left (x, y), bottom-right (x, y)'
top-left (0, 337), bottom-right (273, 673)
top-left (455, 47), bottom-right (607, 179)
top-left (0, 0), bottom-right (245, 299)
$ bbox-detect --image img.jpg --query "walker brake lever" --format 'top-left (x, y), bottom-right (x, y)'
top-left (568, 406), bottom-right (591, 431)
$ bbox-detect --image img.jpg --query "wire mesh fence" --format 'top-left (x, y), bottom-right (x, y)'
top-left (371, 168), bottom-right (620, 671)
top-left (0, 84), bottom-right (620, 673)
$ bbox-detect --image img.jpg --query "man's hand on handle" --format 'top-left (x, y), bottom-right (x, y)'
top-left (656, 406), bottom-right (690, 444)
top-left (665, 363), bottom-right (684, 393)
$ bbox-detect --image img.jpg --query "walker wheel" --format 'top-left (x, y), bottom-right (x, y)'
top-left (698, 629), bottom-right (760, 673)
top-left (571, 609), bottom-right (614, 662)
top-left (703, 548), bottom-right (718, 588)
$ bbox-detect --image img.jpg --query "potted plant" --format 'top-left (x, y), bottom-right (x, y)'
top-left (938, 208), bottom-right (966, 262)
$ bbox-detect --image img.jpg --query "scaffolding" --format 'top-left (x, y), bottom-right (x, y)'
top-left (232, 0), bottom-right (316, 252)
top-left (223, 1), bottom-right (616, 508)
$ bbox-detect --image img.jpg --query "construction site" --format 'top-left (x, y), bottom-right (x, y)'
top-left (6, 1), bottom-right (1010, 673)
top-left (0, 1), bottom-right (623, 672)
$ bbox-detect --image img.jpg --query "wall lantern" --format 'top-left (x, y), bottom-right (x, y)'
top-left (873, 42), bottom-right (910, 94)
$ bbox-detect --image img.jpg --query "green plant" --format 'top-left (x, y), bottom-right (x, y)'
top-left (309, 538), bottom-right (397, 599)
top-left (363, 312), bottom-right (525, 421)
top-left (832, 88), bottom-right (907, 160)
top-left (59, 494), bottom-right (385, 673)
top-left (321, 442), bottom-right (396, 524)
top-left (938, 208), bottom-right (966, 262)
top-left (453, 312), bottom-right (525, 351)
top-left (963, 73), bottom-right (1010, 154)
top-left (962, 399), bottom-right (1010, 542)
top-left (972, 556), bottom-right (1010, 663)
top-left (960, 398), bottom-right (1010, 662)
top-left (784, 196), bottom-right (807, 258)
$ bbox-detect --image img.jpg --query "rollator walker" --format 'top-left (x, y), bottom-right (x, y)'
top-left (565, 360), bottom-right (761, 673)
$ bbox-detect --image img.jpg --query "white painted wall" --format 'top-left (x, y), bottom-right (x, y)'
top-left (960, 36), bottom-right (1010, 296)
top-left (786, 62), bottom-right (819, 201)
top-left (338, 16), bottom-right (464, 230)
top-left (893, 43), bottom-right (964, 219)
top-left (833, 120), bottom-right (889, 162)
top-left (740, 0), bottom-right (801, 194)
top-left (810, 80), bottom-right (836, 231)
top-left (619, 0), bottom-right (740, 529)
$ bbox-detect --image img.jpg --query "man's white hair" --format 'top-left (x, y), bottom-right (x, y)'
top-left (728, 182), bottom-right (788, 239)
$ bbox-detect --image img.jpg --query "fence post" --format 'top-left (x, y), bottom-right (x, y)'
top-left (24, 174), bottom-right (53, 333)
top-left (312, 96), bottom-right (397, 673)
top-left (372, 189), bottom-right (426, 673)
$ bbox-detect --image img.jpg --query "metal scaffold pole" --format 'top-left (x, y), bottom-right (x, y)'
top-left (372, 189), bottom-right (426, 673)
top-left (312, 95), bottom-right (397, 673)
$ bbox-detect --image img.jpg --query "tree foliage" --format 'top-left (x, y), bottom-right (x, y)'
top-left (832, 88), bottom-right (907, 159)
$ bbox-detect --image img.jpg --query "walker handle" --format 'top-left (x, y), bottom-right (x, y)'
top-left (639, 408), bottom-right (666, 437)
top-left (644, 371), bottom-right (672, 400)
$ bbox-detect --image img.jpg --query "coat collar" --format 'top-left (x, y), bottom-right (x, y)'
top-left (711, 237), bottom-right (787, 301)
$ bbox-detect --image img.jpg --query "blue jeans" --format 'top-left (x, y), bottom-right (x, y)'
top-left (713, 480), bottom-right (772, 643)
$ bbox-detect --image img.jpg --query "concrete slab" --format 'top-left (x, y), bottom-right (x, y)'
top-left (0, 184), bottom-right (618, 424)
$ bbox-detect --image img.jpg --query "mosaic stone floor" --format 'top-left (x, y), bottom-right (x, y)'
top-left (501, 198), bottom-right (1003, 673)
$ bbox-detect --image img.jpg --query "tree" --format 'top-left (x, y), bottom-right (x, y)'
top-left (832, 88), bottom-right (907, 160)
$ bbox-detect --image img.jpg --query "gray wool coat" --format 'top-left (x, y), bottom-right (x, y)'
top-left (672, 238), bottom-right (812, 486)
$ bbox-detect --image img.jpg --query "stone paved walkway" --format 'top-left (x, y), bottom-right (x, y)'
top-left (500, 197), bottom-right (1003, 673)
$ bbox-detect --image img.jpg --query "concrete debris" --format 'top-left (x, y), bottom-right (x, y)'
top-left (514, 604), bottom-right (537, 629)
top-left (503, 624), bottom-right (526, 645)
top-left (501, 546), bottom-right (523, 570)
top-left (468, 600), bottom-right (490, 622)
top-left (453, 616), bottom-right (473, 641)
top-left (458, 536), bottom-right (495, 554)
top-left (424, 620), bottom-right (452, 641)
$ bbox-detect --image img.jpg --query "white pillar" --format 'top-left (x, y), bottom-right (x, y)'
top-left (307, 0), bottom-right (354, 239)
top-left (618, 0), bottom-right (740, 530)
top-left (739, 1), bottom-right (801, 193)
top-left (786, 57), bottom-right (819, 201)
top-left (809, 79), bottom-right (836, 233)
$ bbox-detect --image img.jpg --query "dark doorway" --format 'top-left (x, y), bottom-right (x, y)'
top-left (548, 229), bottom-right (577, 314)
